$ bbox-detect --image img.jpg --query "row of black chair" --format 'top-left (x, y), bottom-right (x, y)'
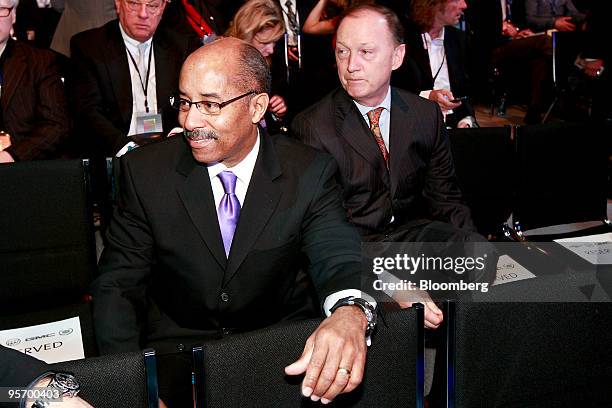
top-left (449, 121), bottom-right (610, 239)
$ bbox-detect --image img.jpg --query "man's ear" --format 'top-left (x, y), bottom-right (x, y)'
top-left (391, 43), bottom-right (406, 71)
top-left (250, 93), bottom-right (269, 124)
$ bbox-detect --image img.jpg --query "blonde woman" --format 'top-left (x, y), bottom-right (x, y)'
top-left (226, 0), bottom-right (288, 122)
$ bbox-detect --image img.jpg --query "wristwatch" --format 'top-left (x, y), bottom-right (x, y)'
top-left (330, 296), bottom-right (377, 346)
top-left (31, 372), bottom-right (80, 408)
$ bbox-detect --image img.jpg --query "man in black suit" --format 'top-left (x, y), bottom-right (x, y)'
top-left (93, 37), bottom-right (374, 406)
top-left (292, 5), bottom-right (495, 324)
top-left (71, 0), bottom-right (193, 158)
top-left (393, 0), bottom-right (477, 128)
top-left (0, 0), bottom-right (70, 163)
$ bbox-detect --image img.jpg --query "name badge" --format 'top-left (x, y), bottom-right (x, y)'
top-left (136, 111), bottom-right (163, 135)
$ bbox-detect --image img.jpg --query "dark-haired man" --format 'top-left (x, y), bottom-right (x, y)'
top-left (93, 37), bottom-right (373, 406)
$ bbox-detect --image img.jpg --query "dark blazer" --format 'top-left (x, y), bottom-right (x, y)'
top-left (393, 25), bottom-right (476, 128)
top-left (292, 87), bottom-right (475, 238)
top-left (0, 346), bottom-right (48, 404)
top-left (70, 20), bottom-right (193, 157)
top-left (92, 131), bottom-right (362, 354)
top-left (1, 40), bottom-right (70, 161)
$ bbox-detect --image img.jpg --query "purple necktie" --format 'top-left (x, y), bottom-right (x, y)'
top-left (217, 171), bottom-right (241, 256)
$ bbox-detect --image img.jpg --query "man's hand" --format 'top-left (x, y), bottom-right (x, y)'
top-left (25, 377), bottom-right (93, 407)
top-left (394, 289), bottom-right (444, 329)
top-left (554, 16), bottom-right (576, 32)
top-left (285, 306), bottom-right (367, 404)
top-left (516, 28), bottom-right (534, 38)
top-left (428, 89), bottom-right (461, 112)
top-left (268, 95), bottom-right (288, 117)
top-left (287, 46), bottom-right (299, 62)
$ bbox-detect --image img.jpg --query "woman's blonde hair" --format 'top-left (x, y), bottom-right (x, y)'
top-left (225, 0), bottom-right (285, 44)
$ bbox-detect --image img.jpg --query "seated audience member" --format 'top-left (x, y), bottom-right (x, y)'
top-left (466, 0), bottom-right (552, 123)
top-left (93, 37), bottom-right (375, 406)
top-left (0, 0), bottom-right (70, 163)
top-left (292, 4), bottom-right (496, 326)
top-left (50, 0), bottom-right (117, 57)
top-left (525, 0), bottom-right (585, 32)
top-left (393, 0), bottom-right (478, 128)
top-left (225, 0), bottom-right (288, 131)
top-left (0, 346), bottom-right (92, 407)
top-left (70, 0), bottom-right (194, 158)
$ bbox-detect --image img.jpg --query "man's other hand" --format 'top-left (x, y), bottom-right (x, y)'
top-left (269, 95), bottom-right (288, 117)
top-left (554, 16), bottom-right (576, 32)
top-left (285, 305), bottom-right (367, 404)
top-left (428, 89), bottom-right (461, 112)
top-left (394, 289), bottom-right (443, 329)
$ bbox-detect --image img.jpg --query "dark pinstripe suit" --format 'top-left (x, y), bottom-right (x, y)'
top-left (292, 87), bottom-right (475, 239)
top-left (1, 40), bottom-right (70, 161)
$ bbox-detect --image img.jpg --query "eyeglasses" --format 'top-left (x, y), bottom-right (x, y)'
top-left (0, 7), bottom-right (13, 18)
top-left (170, 91), bottom-right (256, 115)
top-left (123, 0), bottom-right (165, 16)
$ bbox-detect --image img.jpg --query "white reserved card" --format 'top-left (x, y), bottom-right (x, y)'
top-left (554, 233), bottom-right (612, 265)
top-left (0, 317), bottom-right (85, 363)
top-left (493, 254), bottom-right (537, 286)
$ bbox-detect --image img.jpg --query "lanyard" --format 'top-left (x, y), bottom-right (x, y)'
top-left (126, 44), bottom-right (153, 113)
top-left (423, 34), bottom-right (447, 84)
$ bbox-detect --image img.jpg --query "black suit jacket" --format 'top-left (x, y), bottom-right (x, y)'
top-left (92, 131), bottom-right (362, 354)
top-left (292, 87), bottom-right (474, 238)
top-left (393, 26), bottom-right (476, 127)
top-left (70, 20), bottom-right (193, 157)
top-left (0, 346), bottom-right (48, 408)
top-left (1, 40), bottom-right (70, 161)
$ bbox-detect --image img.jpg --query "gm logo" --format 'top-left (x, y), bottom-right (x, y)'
top-left (6, 338), bottom-right (21, 346)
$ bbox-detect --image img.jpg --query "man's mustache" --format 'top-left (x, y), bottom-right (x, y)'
top-left (183, 128), bottom-right (219, 141)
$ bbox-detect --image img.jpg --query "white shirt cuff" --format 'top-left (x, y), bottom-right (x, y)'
top-left (115, 141), bottom-right (138, 157)
top-left (323, 289), bottom-right (377, 317)
top-left (419, 90), bottom-right (432, 99)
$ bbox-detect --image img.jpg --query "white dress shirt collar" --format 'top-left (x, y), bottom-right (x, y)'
top-left (207, 130), bottom-right (261, 207)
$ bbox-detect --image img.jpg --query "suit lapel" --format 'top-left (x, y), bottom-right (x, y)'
top-left (223, 131), bottom-right (282, 286)
top-left (105, 23), bottom-right (133, 127)
top-left (176, 149), bottom-right (228, 270)
top-left (389, 88), bottom-right (415, 197)
top-left (334, 90), bottom-right (390, 189)
top-left (1, 41), bottom-right (25, 111)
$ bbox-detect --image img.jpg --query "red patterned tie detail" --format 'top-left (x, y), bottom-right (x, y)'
top-left (366, 107), bottom-right (389, 167)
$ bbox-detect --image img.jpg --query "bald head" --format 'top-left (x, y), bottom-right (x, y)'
top-left (183, 37), bottom-right (271, 96)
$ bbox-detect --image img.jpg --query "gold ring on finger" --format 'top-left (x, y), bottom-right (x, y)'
top-left (337, 367), bottom-right (351, 376)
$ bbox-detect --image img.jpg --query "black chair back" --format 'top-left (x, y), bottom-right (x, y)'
top-left (51, 349), bottom-right (159, 408)
top-left (449, 126), bottom-right (514, 237)
top-left (512, 122), bottom-right (608, 233)
top-left (193, 307), bottom-right (424, 408)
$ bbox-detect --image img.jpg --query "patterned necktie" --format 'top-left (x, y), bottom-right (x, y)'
top-left (217, 171), bottom-right (241, 257)
top-left (366, 107), bottom-right (389, 167)
top-left (284, 0), bottom-right (299, 39)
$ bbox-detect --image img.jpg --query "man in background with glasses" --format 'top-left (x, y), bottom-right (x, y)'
top-left (0, 0), bottom-right (70, 163)
top-left (70, 0), bottom-right (194, 159)
top-left (93, 37), bottom-right (374, 407)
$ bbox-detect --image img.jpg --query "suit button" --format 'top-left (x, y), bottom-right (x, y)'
top-left (220, 292), bottom-right (230, 302)
top-left (222, 328), bottom-right (232, 335)
top-left (176, 343), bottom-right (185, 352)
